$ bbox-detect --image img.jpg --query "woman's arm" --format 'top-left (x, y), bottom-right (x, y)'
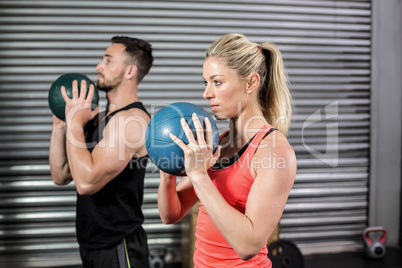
top-left (158, 173), bottom-right (199, 224)
top-left (170, 114), bottom-right (296, 260)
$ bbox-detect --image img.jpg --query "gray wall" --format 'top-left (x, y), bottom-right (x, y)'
top-left (370, 0), bottom-right (402, 246)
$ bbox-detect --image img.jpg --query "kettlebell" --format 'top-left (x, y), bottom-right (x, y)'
top-left (362, 226), bottom-right (386, 259)
top-left (149, 246), bottom-right (166, 268)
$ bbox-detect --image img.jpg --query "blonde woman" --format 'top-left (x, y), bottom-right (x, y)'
top-left (158, 33), bottom-right (296, 267)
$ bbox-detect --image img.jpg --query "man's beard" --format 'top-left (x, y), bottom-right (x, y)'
top-left (97, 82), bottom-right (113, 92)
top-left (97, 74), bottom-right (123, 92)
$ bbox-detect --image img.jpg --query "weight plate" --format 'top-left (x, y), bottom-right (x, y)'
top-left (268, 239), bottom-right (304, 268)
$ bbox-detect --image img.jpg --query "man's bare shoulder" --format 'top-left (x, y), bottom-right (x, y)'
top-left (113, 106), bottom-right (150, 121)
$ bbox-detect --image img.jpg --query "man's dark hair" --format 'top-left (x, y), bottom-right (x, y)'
top-left (111, 36), bottom-right (153, 84)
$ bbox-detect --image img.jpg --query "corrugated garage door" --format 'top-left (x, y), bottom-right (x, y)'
top-left (0, 0), bottom-right (371, 267)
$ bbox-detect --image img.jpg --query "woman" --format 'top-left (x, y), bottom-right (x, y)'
top-left (158, 33), bottom-right (296, 267)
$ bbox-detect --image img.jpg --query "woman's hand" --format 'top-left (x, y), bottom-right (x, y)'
top-left (159, 169), bottom-right (177, 181)
top-left (61, 80), bottom-right (99, 128)
top-left (169, 113), bottom-right (221, 178)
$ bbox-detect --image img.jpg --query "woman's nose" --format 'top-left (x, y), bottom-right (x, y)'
top-left (203, 85), bottom-right (213, 99)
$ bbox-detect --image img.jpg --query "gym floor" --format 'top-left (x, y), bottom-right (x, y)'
top-left (65, 247), bottom-right (402, 268)
top-left (303, 247), bottom-right (402, 268)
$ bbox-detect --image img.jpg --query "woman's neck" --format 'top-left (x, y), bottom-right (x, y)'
top-left (228, 108), bottom-right (268, 147)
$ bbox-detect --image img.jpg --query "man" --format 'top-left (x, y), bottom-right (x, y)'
top-left (49, 36), bottom-right (153, 267)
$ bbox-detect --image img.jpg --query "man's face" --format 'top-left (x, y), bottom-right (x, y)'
top-left (95, 43), bottom-right (128, 92)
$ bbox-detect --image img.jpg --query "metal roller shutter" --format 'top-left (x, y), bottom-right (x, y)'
top-left (0, 0), bottom-right (371, 267)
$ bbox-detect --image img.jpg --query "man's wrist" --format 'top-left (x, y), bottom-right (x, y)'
top-left (53, 122), bottom-right (66, 131)
top-left (66, 122), bottom-right (84, 139)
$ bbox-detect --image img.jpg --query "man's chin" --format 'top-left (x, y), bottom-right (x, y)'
top-left (97, 84), bottom-right (113, 92)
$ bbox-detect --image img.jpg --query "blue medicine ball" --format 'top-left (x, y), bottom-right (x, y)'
top-left (145, 102), bottom-right (219, 176)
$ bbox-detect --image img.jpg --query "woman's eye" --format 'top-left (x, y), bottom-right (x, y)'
top-left (203, 80), bottom-right (207, 86)
top-left (214, 81), bottom-right (221, 86)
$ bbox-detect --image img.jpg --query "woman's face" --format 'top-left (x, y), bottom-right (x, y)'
top-left (202, 57), bottom-right (248, 120)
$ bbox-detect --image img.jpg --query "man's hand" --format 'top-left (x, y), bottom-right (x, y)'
top-left (52, 114), bottom-right (66, 129)
top-left (61, 80), bottom-right (99, 128)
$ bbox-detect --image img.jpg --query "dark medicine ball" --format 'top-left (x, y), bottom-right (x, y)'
top-left (145, 102), bottom-right (219, 176)
top-left (48, 73), bottom-right (99, 121)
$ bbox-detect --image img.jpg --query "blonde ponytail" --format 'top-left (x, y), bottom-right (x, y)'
top-left (259, 43), bottom-right (292, 136)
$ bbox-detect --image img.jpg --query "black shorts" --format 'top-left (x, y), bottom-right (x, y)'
top-left (79, 227), bottom-right (150, 268)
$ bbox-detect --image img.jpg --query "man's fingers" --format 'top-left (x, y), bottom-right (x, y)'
top-left (60, 86), bottom-right (70, 103)
top-left (72, 80), bottom-right (79, 99)
top-left (79, 80), bottom-right (87, 101)
top-left (86, 84), bottom-right (95, 103)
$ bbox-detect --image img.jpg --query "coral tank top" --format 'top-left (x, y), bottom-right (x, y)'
top-left (193, 124), bottom-right (274, 268)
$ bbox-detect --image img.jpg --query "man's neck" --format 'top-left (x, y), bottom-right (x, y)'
top-left (104, 85), bottom-right (139, 116)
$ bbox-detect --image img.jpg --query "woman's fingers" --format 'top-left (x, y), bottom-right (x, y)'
top-left (178, 114), bottom-right (214, 150)
top-left (170, 133), bottom-right (191, 154)
top-left (192, 113), bottom-right (207, 148)
top-left (173, 114), bottom-right (214, 153)
top-left (170, 115), bottom-right (218, 174)
top-left (204, 117), bottom-right (214, 149)
top-left (180, 118), bottom-right (196, 145)
top-left (211, 145), bottom-right (221, 165)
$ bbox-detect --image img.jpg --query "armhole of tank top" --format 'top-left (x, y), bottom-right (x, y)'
top-left (103, 102), bottom-right (150, 126)
top-left (243, 127), bottom-right (277, 180)
top-left (211, 127), bottom-right (276, 170)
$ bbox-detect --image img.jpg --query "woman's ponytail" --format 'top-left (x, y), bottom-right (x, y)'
top-left (259, 43), bottom-right (292, 136)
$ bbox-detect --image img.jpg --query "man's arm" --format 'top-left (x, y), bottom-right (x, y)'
top-left (49, 115), bottom-right (72, 185)
top-left (66, 109), bottom-right (149, 195)
top-left (61, 80), bottom-right (149, 195)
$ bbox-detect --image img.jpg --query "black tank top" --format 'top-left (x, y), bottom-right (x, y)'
top-left (76, 102), bottom-right (150, 250)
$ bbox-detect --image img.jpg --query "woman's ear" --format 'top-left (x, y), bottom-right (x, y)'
top-left (126, 65), bottom-right (138, 80)
top-left (247, 72), bottom-right (260, 94)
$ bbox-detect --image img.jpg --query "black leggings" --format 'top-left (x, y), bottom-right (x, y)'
top-left (79, 227), bottom-right (150, 268)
